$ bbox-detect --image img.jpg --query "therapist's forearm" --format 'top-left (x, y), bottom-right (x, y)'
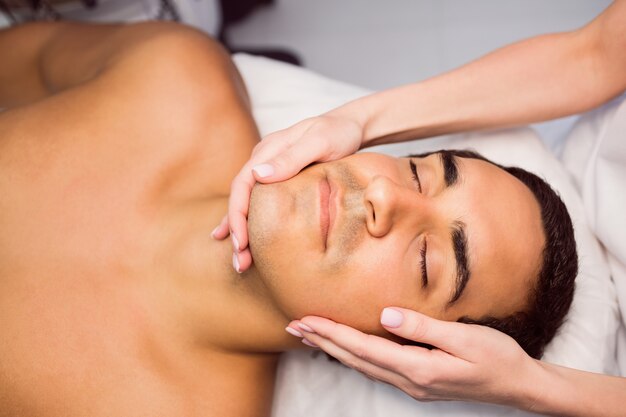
top-left (523, 360), bottom-right (626, 417)
top-left (359, 31), bottom-right (598, 145)
top-left (328, 3), bottom-right (626, 147)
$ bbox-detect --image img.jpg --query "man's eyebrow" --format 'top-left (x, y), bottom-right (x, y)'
top-left (448, 220), bottom-right (471, 306)
top-left (439, 151), bottom-right (460, 187)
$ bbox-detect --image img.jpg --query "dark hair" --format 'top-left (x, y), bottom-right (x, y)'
top-left (409, 149), bottom-right (578, 359)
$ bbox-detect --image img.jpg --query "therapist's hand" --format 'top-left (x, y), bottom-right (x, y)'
top-left (212, 114), bottom-right (363, 272)
top-left (288, 307), bottom-right (540, 408)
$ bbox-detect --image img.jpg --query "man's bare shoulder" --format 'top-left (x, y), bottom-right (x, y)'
top-left (0, 24), bottom-right (258, 203)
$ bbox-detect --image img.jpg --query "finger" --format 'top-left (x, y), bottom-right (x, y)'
top-left (298, 316), bottom-right (433, 375)
top-left (293, 323), bottom-right (409, 387)
top-left (253, 138), bottom-right (330, 183)
top-left (211, 215), bottom-right (230, 240)
top-left (229, 138), bottom-right (324, 248)
top-left (233, 247), bottom-right (252, 273)
top-left (226, 137), bottom-right (297, 251)
top-left (227, 169), bottom-right (256, 252)
top-left (259, 121), bottom-right (310, 150)
top-left (379, 307), bottom-right (473, 357)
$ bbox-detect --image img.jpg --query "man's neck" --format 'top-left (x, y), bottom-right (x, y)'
top-left (160, 199), bottom-right (303, 354)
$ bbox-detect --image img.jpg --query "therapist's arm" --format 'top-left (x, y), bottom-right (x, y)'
top-left (350, 0), bottom-right (626, 145)
top-left (288, 309), bottom-right (626, 417)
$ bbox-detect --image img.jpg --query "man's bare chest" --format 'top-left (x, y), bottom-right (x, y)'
top-left (0, 239), bottom-right (276, 417)
top-left (0, 126), bottom-right (271, 415)
top-left (0, 143), bottom-right (184, 414)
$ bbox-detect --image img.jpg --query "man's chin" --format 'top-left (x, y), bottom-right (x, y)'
top-left (248, 182), bottom-right (281, 259)
top-left (248, 182), bottom-right (290, 281)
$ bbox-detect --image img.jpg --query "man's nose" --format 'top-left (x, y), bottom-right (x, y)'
top-left (364, 175), bottom-right (425, 238)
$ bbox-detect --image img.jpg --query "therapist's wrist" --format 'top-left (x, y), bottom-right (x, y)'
top-left (514, 359), bottom-right (574, 417)
top-left (325, 91), bottom-right (393, 149)
top-left (509, 358), bottom-right (550, 412)
top-left (354, 84), bottom-right (438, 148)
top-left (357, 91), bottom-right (403, 148)
top-left (323, 96), bottom-right (378, 149)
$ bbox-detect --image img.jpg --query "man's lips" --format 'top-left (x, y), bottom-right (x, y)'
top-left (319, 176), bottom-right (335, 249)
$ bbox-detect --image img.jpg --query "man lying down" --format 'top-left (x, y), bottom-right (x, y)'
top-left (0, 21), bottom-right (577, 417)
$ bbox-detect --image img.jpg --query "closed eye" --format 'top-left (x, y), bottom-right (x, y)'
top-left (409, 160), bottom-right (422, 193)
top-left (420, 239), bottom-right (428, 287)
top-left (410, 159), bottom-right (427, 286)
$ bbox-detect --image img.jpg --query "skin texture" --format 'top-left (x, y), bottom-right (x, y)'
top-left (248, 152), bottom-right (544, 335)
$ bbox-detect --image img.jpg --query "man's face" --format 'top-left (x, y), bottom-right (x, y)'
top-left (248, 151), bottom-right (545, 336)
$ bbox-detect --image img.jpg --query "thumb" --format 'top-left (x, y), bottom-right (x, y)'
top-left (252, 140), bottom-right (328, 184)
top-left (210, 215), bottom-right (230, 240)
top-left (380, 307), bottom-right (472, 356)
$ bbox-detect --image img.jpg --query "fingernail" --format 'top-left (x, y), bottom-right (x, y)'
top-left (210, 226), bottom-right (220, 239)
top-left (302, 338), bottom-right (318, 348)
top-left (252, 163), bottom-right (274, 178)
top-left (380, 308), bottom-right (404, 328)
top-left (232, 253), bottom-right (241, 273)
top-left (285, 327), bottom-right (303, 338)
top-left (297, 323), bottom-right (315, 333)
top-left (231, 233), bottom-right (240, 252)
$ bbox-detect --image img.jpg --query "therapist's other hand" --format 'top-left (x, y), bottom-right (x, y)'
top-left (212, 115), bottom-right (363, 272)
top-left (288, 307), bottom-right (539, 407)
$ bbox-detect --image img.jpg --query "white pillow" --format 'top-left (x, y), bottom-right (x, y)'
top-left (233, 53), bottom-right (620, 417)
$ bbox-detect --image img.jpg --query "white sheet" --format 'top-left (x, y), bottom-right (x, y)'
top-left (232, 53), bottom-right (620, 417)
top-left (561, 94), bottom-right (626, 376)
